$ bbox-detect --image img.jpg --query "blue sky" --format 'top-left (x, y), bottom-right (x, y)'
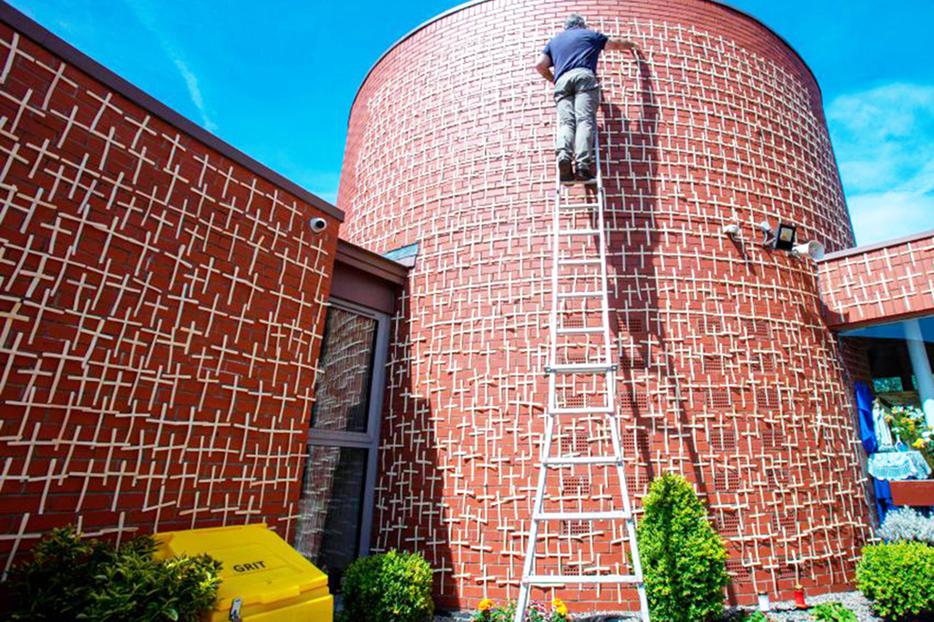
top-left (10, 0), bottom-right (934, 246)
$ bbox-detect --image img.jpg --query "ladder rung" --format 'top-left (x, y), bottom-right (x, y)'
top-left (558, 258), bottom-right (602, 266)
top-left (543, 456), bottom-right (621, 465)
top-left (559, 202), bottom-right (599, 210)
top-left (558, 228), bottom-right (601, 236)
top-left (547, 363), bottom-right (616, 373)
top-left (548, 406), bottom-right (614, 415)
top-left (524, 574), bottom-right (642, 586)
top-left (533, 510), bottom-right (631, 521)
top-left (556, 291), bottom-right (602, 299)
top-left (556, 326), bottom-right (603, 335)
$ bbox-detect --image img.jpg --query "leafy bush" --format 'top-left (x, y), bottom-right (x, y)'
top-left (745, 613), bottom-right (769, 622)
top-left (338, 550), bottom-right (434, 622)
top-left (6, 526), bottom-right (221, 621)
top-left (636, 474), bottom-right (729, 622)
top-left (471, 598), bottom-right (569, 622)
top-left (878, 507), bottom-right (934, 544)
top-left (812, 602), bottom-right (858, 622)
top-left (856, 541), bottom-right (934, 621)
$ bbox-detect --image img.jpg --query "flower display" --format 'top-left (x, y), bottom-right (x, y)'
top-left (472, 598), bottom-right (570, 622)
top-left (887, 404), bottom-right (934, 471)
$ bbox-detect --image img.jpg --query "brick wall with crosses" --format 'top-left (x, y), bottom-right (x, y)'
top-left (340, 0), bottom-right (871, 611)
top-left (0, 7), bottom-right (341, 573)
top-left (819, 232), bottom-right (934, 329)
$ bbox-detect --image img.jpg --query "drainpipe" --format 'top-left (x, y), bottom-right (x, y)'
top-left (904, 318), bottom-right (934, 427)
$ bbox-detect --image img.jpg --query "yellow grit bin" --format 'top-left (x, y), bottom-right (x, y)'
top-left (154, 523), bottom-right (333, 622)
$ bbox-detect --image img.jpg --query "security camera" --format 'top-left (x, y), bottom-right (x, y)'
top-left (309, 217), bottom-right (327, 233)
top-left (722, 223), bottom-right (741, 236)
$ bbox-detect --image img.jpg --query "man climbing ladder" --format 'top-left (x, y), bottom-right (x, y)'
top-left (535, 13), bottom-right (636, 181)
top-left (517, 15), bottom-right (650, 622)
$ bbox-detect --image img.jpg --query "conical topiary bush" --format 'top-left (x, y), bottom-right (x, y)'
top-left (636, 473), bottom-right (729, 622)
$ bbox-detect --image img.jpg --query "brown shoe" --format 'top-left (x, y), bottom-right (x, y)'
top-left (575, 165), bottom-right (594, 181)
top-left (558, 158), bottom-right (573, 182)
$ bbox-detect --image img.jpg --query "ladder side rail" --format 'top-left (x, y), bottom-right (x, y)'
top-left (515, 164), bottom-right (565, 621)
top-left (594, 123), bottom-right (615, 373)
top-left (549, 181), bottom-right (561, 370)
top-left (515, 404), bottom-right (555, 617)
top-left (595, 75), bottom-right (652, 622)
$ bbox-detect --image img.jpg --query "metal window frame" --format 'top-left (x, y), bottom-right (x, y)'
top-left (306, 297), bottom-right (390, 561)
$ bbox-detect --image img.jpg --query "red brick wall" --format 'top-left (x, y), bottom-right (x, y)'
top-left (819, 233), bottom-right (934, 328)
top-left (0, 16), bottom-right (339, 571)
top-left (340, 0), bottom-right (868, 611)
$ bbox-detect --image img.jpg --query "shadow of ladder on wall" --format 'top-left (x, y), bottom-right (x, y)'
top-left (514, 126), bottom-right (650, 622)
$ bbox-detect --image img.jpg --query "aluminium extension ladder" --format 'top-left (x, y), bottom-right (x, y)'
top-left (514, 128), bottom-right (650, 622)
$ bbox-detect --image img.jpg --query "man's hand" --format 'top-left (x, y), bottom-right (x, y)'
top-left (535, 53), bottom-right (554, 83)
top-left (606, 37), bottom-right (637, 52)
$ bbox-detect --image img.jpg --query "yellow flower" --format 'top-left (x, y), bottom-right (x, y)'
top-left (913, 438), bottom-right (926, 449)
top-left (553, 598), bottom-right (569, 616)
top-left (478, 598), bottom-right (494, 612)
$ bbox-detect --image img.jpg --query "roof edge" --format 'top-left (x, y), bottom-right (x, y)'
top-left (348, 0), bottom-right (822, 119)
top-left (0, 3), bottom-right (344, 222)
top-left (336, 239), bottom-right (410, 285)
top-left (821, 228), bottom-right (934, 263)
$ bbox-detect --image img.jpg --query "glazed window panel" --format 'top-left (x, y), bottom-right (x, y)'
top-left (310, 307), bottom-right (378, 434)
top-left (294, 445), bottom-right (368, 582)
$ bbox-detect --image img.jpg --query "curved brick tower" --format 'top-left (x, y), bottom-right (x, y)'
top-left (339, 0), bottom-right (868, 612)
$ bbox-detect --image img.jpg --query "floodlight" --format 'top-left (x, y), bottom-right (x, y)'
top-left (774, 222), bottom-right (797, 251)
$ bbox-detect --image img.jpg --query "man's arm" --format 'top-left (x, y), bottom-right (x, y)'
top-left (605, 37), bottom-right (637, 52)
top-left (535, 53), bottom-right (554, 83)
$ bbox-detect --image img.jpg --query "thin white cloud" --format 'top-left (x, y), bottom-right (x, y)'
top-left (171, 58), bottom-right (218, 132)
top-left (828, 83), bottom-right (934, 245)
top-left (123, 0), bottom-right (218, 132)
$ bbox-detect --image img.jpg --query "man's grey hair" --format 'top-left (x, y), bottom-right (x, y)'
top-left (564, 13), bottom-right (586, 29)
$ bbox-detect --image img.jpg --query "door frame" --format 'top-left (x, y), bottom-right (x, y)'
top-left (306, 297), bottom-right (390, 560)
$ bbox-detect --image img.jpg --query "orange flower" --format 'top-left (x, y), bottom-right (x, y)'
top-left (478, 598), bottom-right (494, 612)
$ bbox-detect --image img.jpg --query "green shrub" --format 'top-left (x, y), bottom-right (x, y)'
top-left (812, 602), bottom-right (858, 622)
top-left (745, 613), bottom-right (768, 622)
top-left (856, 541), bottom-right (934, 621)
top-left (6, 526), bottom-right (222, 621)
top-left (636, 474), bottom-right (729, 622)
top-left (338, 550), bottom-right (434, 622)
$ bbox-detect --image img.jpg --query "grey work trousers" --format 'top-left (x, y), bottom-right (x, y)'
top-left (554, 67), bottom-right (600, 168)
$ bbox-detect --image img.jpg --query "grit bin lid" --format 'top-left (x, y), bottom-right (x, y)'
top-left (154, 523), bottom-right (332, 622)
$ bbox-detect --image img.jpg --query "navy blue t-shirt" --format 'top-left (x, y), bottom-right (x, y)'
top-left (542, 28), bottom-right (608, 81)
